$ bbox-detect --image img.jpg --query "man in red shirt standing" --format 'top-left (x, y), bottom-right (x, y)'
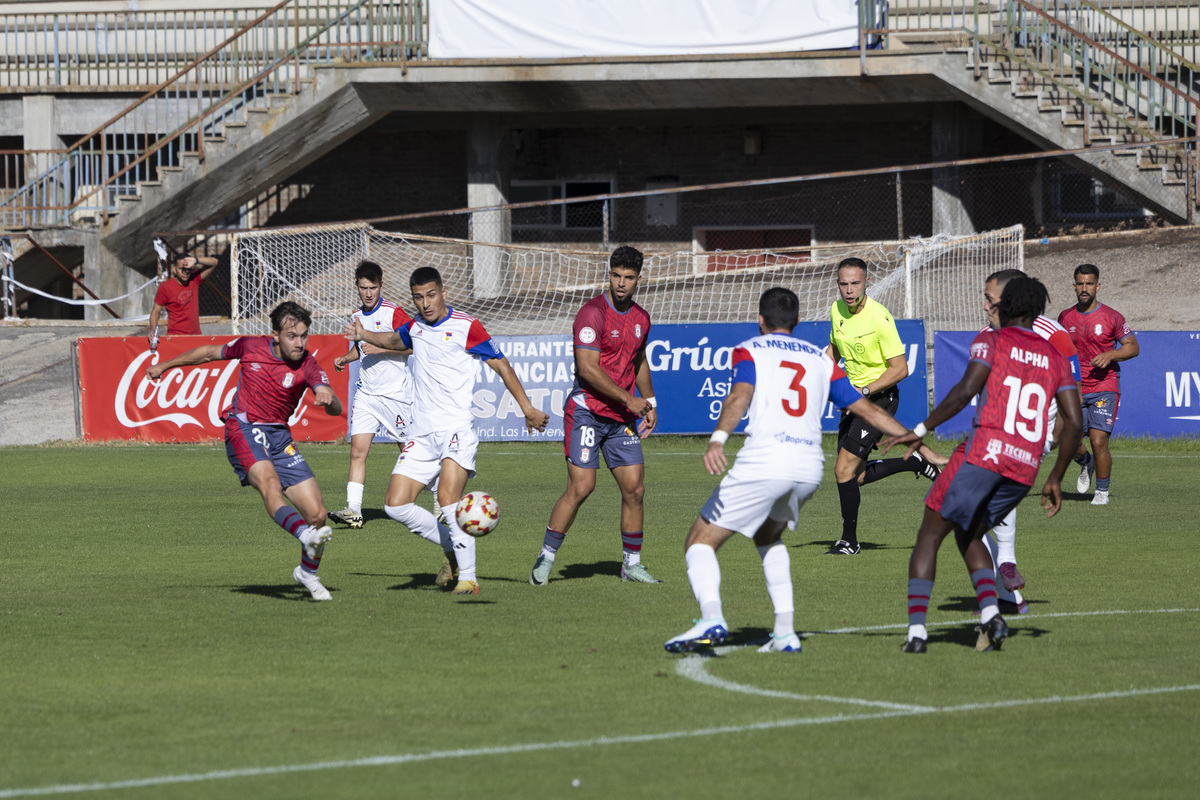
top-left (148, 301), bottom-right (343, 601)
top-left (147, 252), bottom-right (219, 347)
top-left (1057, 264), bottom-right (1140, 505)
top-left (885, 277), bottom-right (1082, 654)
top-left (529, 245), bottom-right (661, 586)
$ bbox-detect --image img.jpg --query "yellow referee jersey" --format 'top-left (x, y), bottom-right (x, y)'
top-left (829, 296), bottom-right (904, 387)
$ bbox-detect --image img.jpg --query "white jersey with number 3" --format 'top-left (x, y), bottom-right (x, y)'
top-left (727, 333), bottom-right (861, 484)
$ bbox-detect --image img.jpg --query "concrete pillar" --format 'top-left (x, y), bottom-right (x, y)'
top-left (23, 95), bottom-right (68, 223)
top-left (466, 114), bottom-right (512, 299)
top-left (931, 104), bottom-right (980, 237)
top-left (84, 240), bottom-right (153, 322)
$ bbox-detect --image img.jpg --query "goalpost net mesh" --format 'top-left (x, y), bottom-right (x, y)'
top-left (230, 223), bottom-right (1023, 338)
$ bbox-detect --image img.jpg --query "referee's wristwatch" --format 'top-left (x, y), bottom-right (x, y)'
top-left (860, 384), bottom-right (872, 397)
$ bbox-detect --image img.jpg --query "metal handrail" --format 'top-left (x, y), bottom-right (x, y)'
top-left (1, 1), bottom-right (426, 228)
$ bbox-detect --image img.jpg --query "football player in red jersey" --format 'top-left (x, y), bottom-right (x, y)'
top-left (529, 245), bottom-right (661, 586)
top-left (1057, 264), bottom-right (1140, 505)
top-left (884, 277), bottom-right (1082, 653)
top-left (149, 301), bottom-right (343, 601)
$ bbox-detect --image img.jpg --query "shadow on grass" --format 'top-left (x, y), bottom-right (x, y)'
top-left (231, 583), bottom-right (333, 601)
top-left (803, 540), bottom-right (903, 553)
top-left (558, 560), bottom-right (624, 581)
top-left (388, 574), bottom-right (522, 592)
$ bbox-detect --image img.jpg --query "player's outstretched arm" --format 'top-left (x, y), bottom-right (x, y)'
top-left (312, 385), bottom-right (343, 417)
top-left (487, 356), bottom-right (550, 433)
top-left (880, 361), bottom-right (990, 458)
top-left (1041, 386), bottom-right (1083, 518)
top-left (146, 344), bottom-right (225, 380)
top-left (344, 317), bottom-right (404, 352)
top-left (704, 382), bottom-right (752, 476)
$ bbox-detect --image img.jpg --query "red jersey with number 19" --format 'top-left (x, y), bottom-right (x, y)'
top-left (569, 293), bottom-right (651, 424)
top-left (726, 333), bottom-right (861, 485)
top-left (220, 336), bottom-right (330, 425)
top-left (965, 327), bottom-right (1075, 485)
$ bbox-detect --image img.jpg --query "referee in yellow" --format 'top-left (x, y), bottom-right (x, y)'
top-left (826, 258), bottom-right (940, 555)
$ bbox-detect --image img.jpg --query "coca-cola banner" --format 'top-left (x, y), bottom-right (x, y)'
top-left (77, 336), bottom-right (351, 442)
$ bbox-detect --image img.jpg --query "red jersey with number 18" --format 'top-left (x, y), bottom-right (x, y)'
top-left (965, 326), bottom-right (1075, 485)
top-left (569, 293), bottom-right (651, 424)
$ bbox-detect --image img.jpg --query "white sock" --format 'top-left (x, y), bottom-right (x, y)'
top-left (993, 509), bottom-right (1017, 564)
top-left (623, 551), bottom-right (641, 567)
top-left (345, 482), bottom-right (362, 513)
top-left (347, 481), bottom-right (364, 513)
top-left (685, 544), bottom-right (723, 622)
top-left (384, 503), bottom-right (441, 545)
top-left (980, 605), bottom-right (999, 625)
top-left (908, 624), bottom-right (928, 642)
top-left (441, 502), bottom-right (476, 582)
top-left (757, 542), bottom-right (794, 638)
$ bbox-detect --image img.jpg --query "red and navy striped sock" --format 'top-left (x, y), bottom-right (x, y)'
top-left (971, 568), bottom-right (999, 621)
top-left (541, 527), bottom-right (566, 556)
top-left (622, 531), bottom-right (643, 564)
top-left (907, 578), bottom-right (933, 628)
top-left (272, 505), bottom-right (308, 539)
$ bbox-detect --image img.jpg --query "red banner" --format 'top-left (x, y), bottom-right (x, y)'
top-left (77, 335), bottom-right (351, 442)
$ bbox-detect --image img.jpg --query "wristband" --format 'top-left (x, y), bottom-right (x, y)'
top-left (709, 430), bottom-right (729, 446)
top-left (912, 422), bottom-right (928, 438)
top-left (646, 396), bottom-right (658, 408)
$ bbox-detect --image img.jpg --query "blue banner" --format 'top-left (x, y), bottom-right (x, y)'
top-left (933, 329), bottom-right (1200, 438)
top-left (349, 323), bottom-right (928, 442)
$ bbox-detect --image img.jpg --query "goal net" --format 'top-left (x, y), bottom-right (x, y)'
top-left (230, 223), bottom-right (1023, 338)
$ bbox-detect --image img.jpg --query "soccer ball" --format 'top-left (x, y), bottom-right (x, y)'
top-left (456, 491), bottom-right (500, 537)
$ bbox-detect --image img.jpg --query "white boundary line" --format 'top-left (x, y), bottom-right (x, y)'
top-left (2, 684), bottom-right (1197, 799)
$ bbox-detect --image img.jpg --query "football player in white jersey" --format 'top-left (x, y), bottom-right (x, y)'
top-left (349, 267), bottom-right (550, 595)
top-left (329, 262), bottom-right (415, 530)
top-left (666, 287), bottom-right (916, 654)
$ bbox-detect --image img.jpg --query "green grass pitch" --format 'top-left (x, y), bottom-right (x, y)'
top-left (1, 436), bottom-right (1198, 799)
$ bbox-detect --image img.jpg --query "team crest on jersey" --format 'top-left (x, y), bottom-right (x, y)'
top-left (610, 329), bottom-right (620, 339)
top-left (983, 438), bottom-right (1002, 464)
top-left (1094, 323), bottom-right (1103, 336)
top-left (282, 373), bottom-right (294, 388)
top-left (374, 320), bottom-right (383, 330)
top-left (444, 332), bottom-right (454, 342)
top-left (635, 323), bottom-right (642, 338)
top-left (579, 327), bottom-right (597, 344)
top-left (580, 447), bottom-right (590, 462)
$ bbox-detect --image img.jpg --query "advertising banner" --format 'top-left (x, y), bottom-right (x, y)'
top-left (393, 321), bottom-right (928, 442)
top-left (933, 330), bottom-right (1200, 438)
top-left (78, 335), bottom-right (351, 442)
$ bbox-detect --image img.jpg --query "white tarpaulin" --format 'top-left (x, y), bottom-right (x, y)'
top-left (429, 0), bottom-right (860, 59)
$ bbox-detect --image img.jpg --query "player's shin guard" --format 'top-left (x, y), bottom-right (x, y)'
top-left (440, 502), bottom-right (477, 582)
top-left (385, 503), bottom-right (441, 545)
top-left (273, 505), bottom-right (309, 538)
top-left (992, 510), bottom-right (1017, 565)
top-left (541, 527), bottom-right (565, 560)
top-left (621, 530), bottom-right (643, 566)
top-left (971, 568), bottom-right (1000, 624)
top-left (685, 544), bottom-right (723, 621)
top-left (860, 457), bottom-right (917, 485)
top-left (757, 541), bottom-right (794, 638)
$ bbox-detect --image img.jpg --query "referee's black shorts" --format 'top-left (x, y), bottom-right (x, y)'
top-left (837, 386), bottom-right (900, 461)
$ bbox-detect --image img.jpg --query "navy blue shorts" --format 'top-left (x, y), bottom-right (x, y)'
top-left (1081, 391), bottom-right (1119, 435)
top-left (225, 418), bottom-right (315, 489)
top-left (927, 449), bottom-right (1030, 533)
top-left (562, 402), bottom-right (644, 470)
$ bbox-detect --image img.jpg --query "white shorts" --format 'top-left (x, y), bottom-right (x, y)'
top-left (1044, 398), bottom-right (1058, 455)
top-left (392, 426), bottom-right (479, 484)
top-left (699, 475), bottom-right (820, 538)
top-left (349, 391), bottom-right (412, 442)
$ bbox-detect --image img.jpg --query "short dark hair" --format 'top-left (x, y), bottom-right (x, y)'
top-left (759, 287), bottom-right (799, 331)
top-left (270, 301), bottom-right (312, 332)
top-left (836, 257), bottom-right (868, 276)
top-left (997, 276), bottom-right (1049, 326)
top-left (410, 266), bottom-right (443, 288)
top-left (1074, 263), bottom-right (1100, 280)
top-left (355, 261), bottom-right (383, 284)
top-left (610, 245), bottom-right (644, 273)
top-left (986, 268), bottom-right (1025, 287)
